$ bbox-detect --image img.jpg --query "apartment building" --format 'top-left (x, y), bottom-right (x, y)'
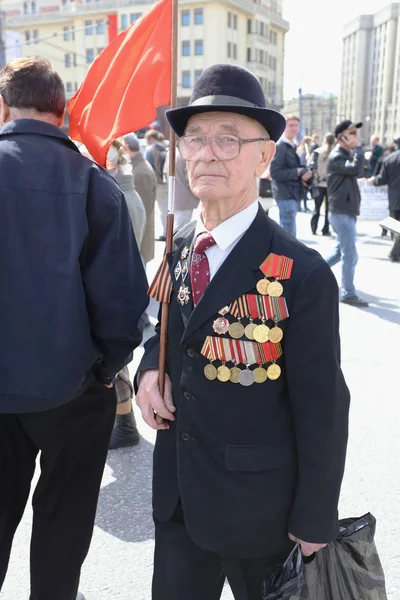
top-left (339, 2), bottom-right (400, 143)
top-left (1, 0), bottom-right (289, 130)
top-left (282, 94), bottom-right (338, 138)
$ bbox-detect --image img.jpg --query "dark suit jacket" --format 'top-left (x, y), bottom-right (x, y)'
top-left (137, 206), bottom-right (350, 559)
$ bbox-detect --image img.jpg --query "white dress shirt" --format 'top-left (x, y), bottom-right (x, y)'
top-left (194, 201), bottom-right (259, 280)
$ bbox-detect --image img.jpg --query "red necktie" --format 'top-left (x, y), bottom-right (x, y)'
top-left (190, 232), bottom-right (216, 306)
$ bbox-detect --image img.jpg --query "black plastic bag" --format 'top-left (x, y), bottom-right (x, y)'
top-left (261, 543), bottom-right (304, 599)
top-left (262, 513), bottom-right (387, 600)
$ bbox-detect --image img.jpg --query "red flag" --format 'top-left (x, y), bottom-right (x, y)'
top-left (68, 0), bottom-right (171, 166)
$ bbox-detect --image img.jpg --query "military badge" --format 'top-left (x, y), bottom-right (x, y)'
top-left (177, 285), bottom-right (191, 305)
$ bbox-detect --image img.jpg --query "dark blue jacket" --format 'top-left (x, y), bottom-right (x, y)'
top-left (270, 140), bottom-right (302, 201)
top-left (0, 119), bottom-right (149, 413)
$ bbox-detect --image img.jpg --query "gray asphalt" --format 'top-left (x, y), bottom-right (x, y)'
top-left (1, 208), bottom-right (399, 600)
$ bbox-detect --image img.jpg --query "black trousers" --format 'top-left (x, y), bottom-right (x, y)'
top-left (152, 503), bottom-right (290, 600)
top-left (389, 209), bottom-right (400, 260)
top-left (311, 186), bottom-right (330, 234)
top-left (0, 382), bottom-right (116, 600)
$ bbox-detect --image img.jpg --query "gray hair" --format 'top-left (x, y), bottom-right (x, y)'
top-left (124, 133), bottom-right (140, 152)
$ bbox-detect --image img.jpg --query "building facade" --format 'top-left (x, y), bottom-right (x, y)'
top-left (1, 0), bottom-right (289, 134)
top-left (339, 2), bottom-right (400, 144)
top-left (282, 93), bottom-right (338, 139)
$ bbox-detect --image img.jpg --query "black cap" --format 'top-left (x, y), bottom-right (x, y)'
top-left (394, 135), bottom-right (400, 145)
top-left (166, 64), bottom-right (286, 142)
top-left (334, 120), bottom-right (362, 138)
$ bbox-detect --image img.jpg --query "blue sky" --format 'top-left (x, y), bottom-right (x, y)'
top-left (282, 0), bottom-right (393, 100)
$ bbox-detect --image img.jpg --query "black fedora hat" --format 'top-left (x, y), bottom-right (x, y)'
top-left (166, 64), bottom-right (286, 142)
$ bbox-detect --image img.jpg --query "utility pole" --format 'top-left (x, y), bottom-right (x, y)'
top-left (298, 87), bottom-right (303, 136)
top-left (0, 10), bottom-right (6, 68)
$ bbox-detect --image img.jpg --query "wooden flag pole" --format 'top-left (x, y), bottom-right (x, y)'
top-left (156, 0), bottom-right (178, 421)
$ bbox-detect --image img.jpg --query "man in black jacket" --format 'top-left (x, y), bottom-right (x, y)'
top-left (0, 58), bottom-right (148, 599)
top-left (326, 120), bottom-right (368, 307)
top-left (369, 147), bottom-right (400, 261)
top-left (135, 64), bottom-right (350, 600)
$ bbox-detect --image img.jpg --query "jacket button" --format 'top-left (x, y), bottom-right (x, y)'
top-left (187, 348), bottom-right (196, 358)
top-left (181, 432), bottom-right (191, 441)
top-left (183, 391), bottom-right (192, 400)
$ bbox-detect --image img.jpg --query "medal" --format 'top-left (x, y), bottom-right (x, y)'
top-left (181, 261), bottom-right (188, 282)
top-left (174, 262), bottom-right (182, 281)
top-left (256, 278), bottom-right (270, 295)
top-left (230, 366), bottom-right (241, 383)
top-left (229, 321), bottom-right (245, 339)
top-left (244, 321), bottom-right (257, 340)
top-left (267, 280), bottom-right (283, 297)
top-left (213, 317), bottom-right (230, 335)
top-left (217, 364), bottom-right (231, 382)
top-left (253, 323), bottom-right (270, 343)
top-left (253, 366), bottom-right (268, 383)
top-left (218, 305), bottom-right (230, 316)
top-left (181, 246), bottom-right (189, 259)
top-left (268, 324), bottom-right (283, 343)
top-left (177, 285), bottom-right (190, 305)
top-left (204, 363), bottom-right (217, 380)
top-left (267, 363), bottom-right (281, 380)
top-left (239, 368), bottom-right (255, 386)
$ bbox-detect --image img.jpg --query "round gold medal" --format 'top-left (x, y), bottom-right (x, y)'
top-left (229, 322), bottom-right (245, 339)
top-left (267, 363), bottom-right (281, 380)
top-left (267, 280), bottom-right (283, 297)
top-left (256, 279), bottom-right (270, 295)
top-left (230, 366), bottom-right (241, 383)
top-left (217, 364), bottom-right (231, 382)
top-left (253, 324), bottom-right (270, 343)
top-left (204, 364), bottom-right (217, 380)
top-left (253, 366), bottom-right (268, 383)
top-left (268, 326), bottom-right (283, 343)
top-left (244, 322), bottom-right (257, 340)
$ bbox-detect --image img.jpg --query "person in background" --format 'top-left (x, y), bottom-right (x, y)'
top-left (163, 148), bottom-right (200, 230)
top-left (297, 135), bottom-right (313, 212)
top-left (364, 135), bottom-right (384, 178)
top-left (325, 120), bottom-right (368, 307)
top-left (0, 57), bottom-right (148, 600)
top-left (145, 129), bottom-right (168, 241)
top-left (257, 166), bottom-right (274, 215)
top-left (107, 140), bottom-right (147, 449)
top-left (270, 114), bottom-right (312, 237)
top-left (310, 133), bottom-right (320, 152)
top-left (124, 132), bottom-right (158, 265)
top-left (369, 144), bottom-right (400, 262)
top-left (309, 132), bottom-right (335, 236)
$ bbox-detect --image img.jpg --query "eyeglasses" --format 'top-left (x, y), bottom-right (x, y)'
top-left (177, 134), bottom-right (269, 161)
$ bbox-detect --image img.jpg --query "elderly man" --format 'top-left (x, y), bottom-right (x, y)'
top-left (0, 58), bottom-right (148, 600)
top-left (136, 64), bottom-right (350, 600)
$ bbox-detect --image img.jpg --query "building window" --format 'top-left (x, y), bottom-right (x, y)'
top-left (121, 15), bottom-right (128, 29)
top-left (31, 0), bottom-right (37, 13)
top-left (195, 39), bottom-right (203, 55)
top-left (233, 14), bottom-right (237, 30)
top-left (233, 43), bottom-right (237, 60)
top-left (194, 8), bottom-right (203, 24)
top-left (71, 26), bottom-right (75, 41)
top-left (23, 2), bottom-right (29, 14)
top-left (182, 41), bottom-right (190, 56)
top-left (86, 48), bottom-right (95, 63)
top-left (247, 19), bottom-right (252, 34)
top-left (63, 26), bottom-right (70, 41)
top-left (182, 70), bottom-right (191, 88)
top-left (97, 47), bottom-right (104, 55)
top-left (66, 82), bottom-right (73, 93)
top-left (85, 20), bottom-right (93, 35)
top-left (181, 9), bottom-right (190, 25)
top-left (65, 53), bottom-right (72, 68)
top-left (131, 13), bottom-right (142, 23)
top-left (260, 49), bottom-right (264, 63)
top-left (25, 30), bottom-right (30, 43)
top-left (195, 69), bottom-right (203, 83)
top-left (33, 29), bottom-right (39, 43)
top-left (227, 11), bottom-right (231, 27)
top-left (75, 81), bottom-right (79, 91)
top-left (227, 42), bottom-right (231, 58)
top-left (96, 19), bottom-right (106, 34)
top-left (73, 53), bottom-right (77, 67)
top-left (247, 47), bottom-right (251, 62)
top-left (259, 21), bottom-right (264, 36)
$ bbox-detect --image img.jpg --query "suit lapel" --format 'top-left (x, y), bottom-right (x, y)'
top-left (166, 225), bottom-right (196, 329)
top-left (182, 207), bottom-right (275, 343)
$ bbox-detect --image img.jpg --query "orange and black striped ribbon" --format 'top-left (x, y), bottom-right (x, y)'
top-left (147, 255), bottom-right (173, 304)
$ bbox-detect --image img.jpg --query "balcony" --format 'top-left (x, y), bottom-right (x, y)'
top-left (3, 0), bottom-right (153, 27)
top-left (247, 32), bottom-right (270, 45)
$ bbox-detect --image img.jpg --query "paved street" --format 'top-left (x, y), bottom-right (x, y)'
top-left (1, 207), bottom-right (399, 600)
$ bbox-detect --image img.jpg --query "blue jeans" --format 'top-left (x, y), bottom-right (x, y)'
top-left (276, 199), bottom-right (298, 237)
top-left (326, 213), bottom-right (358, 299)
